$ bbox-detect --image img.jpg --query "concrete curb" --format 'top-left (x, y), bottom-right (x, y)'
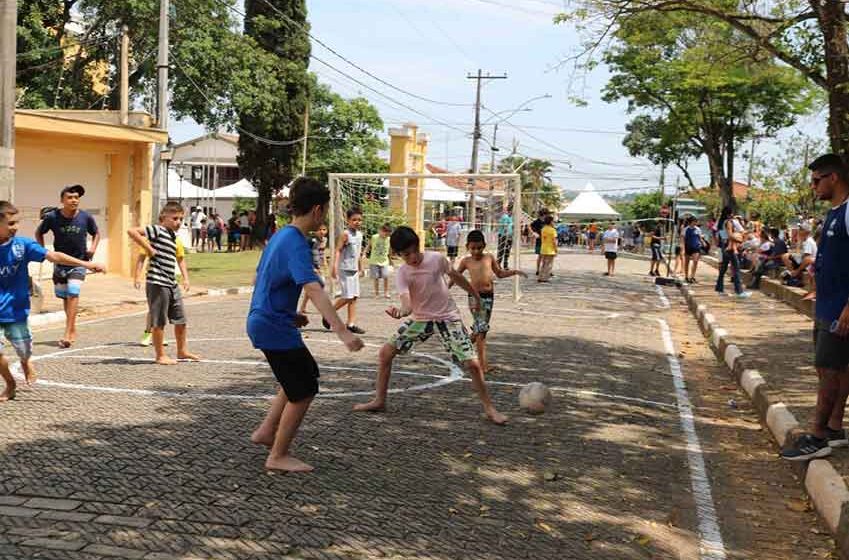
top-left (677, 283), bottom-right (849, 558)
top-left (28, 285), bottom-right (254, 329)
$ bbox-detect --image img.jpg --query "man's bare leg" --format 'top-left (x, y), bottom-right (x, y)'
top-left (814, 368), bottom-right (842, 438)
top-left (20, 359), bottom-right (36, 385)
top-left (383, 278), bottom-right (390, 298)
top-left (0, 355), bottom-right (15, 401)
top-left (175, 324), bottom-right (201, 361)
top-left (476, 335), bottom-right (492, 373)
top-left (465, 359), bottom-right (507, 425)
top-left (827, 367), bottom-right (849, 431)
top-left (347, 299), bottom-right (357, 326)
top-left (153, 327), bottom-right (177, 365)
top-left (353, 344), bottom-right (395, 412)
top-left (265, 396), bottom-right (314, 472)
top-left (252, 388), bottom-right (288, 446)
top-left (64, 296), bottom-right (79, 345)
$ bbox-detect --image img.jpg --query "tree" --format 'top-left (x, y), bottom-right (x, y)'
top-left (238, 0), bottom-right (311, 242)
top-left (559, 1), bottom-right (849, 158)
top-left (304, 82), bottom-right (388, 183)
top-left (497, 155), bottom-right (560, 213)
top-left (601, 11), bottom-right (813, 209)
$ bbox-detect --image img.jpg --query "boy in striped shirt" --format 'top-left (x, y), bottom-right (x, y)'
top-left (128, 202), bottom-right (200, 365)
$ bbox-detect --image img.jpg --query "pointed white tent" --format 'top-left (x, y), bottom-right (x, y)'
top-left (559, 182), bottom-right (620, 221)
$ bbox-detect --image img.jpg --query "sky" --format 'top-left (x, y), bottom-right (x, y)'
top-left (169, 0), bottom-right (828, 195)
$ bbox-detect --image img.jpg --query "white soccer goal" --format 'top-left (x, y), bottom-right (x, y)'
top-left (327, 172), bottom-right (523, 302)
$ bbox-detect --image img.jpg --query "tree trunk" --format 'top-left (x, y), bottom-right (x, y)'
top-left (723, 129), bottom-right (736, 211)
top-left (254, 184), bottom-right (272, 246)
top-left (816, 1), bottom-right (849, 158)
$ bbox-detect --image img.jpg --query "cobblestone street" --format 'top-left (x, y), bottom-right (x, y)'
top-left (0, 253), bottom-right (836, 559)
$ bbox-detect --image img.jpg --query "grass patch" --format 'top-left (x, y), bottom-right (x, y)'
top-left (185, 250), bottom-right (260, 288)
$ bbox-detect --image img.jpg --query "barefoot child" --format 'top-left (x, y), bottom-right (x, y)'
top-left (455, 229), bottom-right (526, 374)
top-left (248, 178), bottom-right (364, 472)
top-left (353, 226), bottom-right (507, 425)
top-left (0, 201), bottom-right (105, 401)
top-left (368, 223), bottom-right (392, 298)
top-left (136, 233), bottom-right (187, 347)
top-left (326, 208), bottom-right (365, 334)
top-left (128, 202), bottom-right (200, 365)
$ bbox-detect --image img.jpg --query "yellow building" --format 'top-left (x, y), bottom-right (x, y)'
top-left (13, 110), bottom-right (166, 277)
top-left (388, 123), bottom-right (429, 237)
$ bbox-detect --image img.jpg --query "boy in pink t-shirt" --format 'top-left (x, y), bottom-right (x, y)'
top-left (353, 227), bottom-right (507, 424)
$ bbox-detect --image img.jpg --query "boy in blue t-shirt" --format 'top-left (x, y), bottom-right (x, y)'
top-left (0, 201), bottom-right (105, 402)
top-left (247, 178), bottom-right (364, 473)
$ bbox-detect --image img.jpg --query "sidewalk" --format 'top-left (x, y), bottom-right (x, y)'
top-left (681, 260), bottom-right (849, 556)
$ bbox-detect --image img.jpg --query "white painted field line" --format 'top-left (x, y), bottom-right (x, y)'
top-left (656, 304), bottom-right (726, 558)
top-left (654, 284), bottom-right (671, 309)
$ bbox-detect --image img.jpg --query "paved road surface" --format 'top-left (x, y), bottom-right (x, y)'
top-left (0, 253), bottom-right (836, 559)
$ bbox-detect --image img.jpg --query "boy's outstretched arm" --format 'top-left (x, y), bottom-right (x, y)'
top-left (177, 256), bottom-right (190, 292)
top-left (386, 292), bottom-right (413, 319)
top-left (447, 267), bottom-right (480, 311)
top-left (127, 227), bottom-right (155, 256)
top-left (46, 252), bottom-right (106, 273)
top-left (448, 256), bottom-right (468, 289)
top-left (303, 281), bottom-right (363, 351)
top-left (491, 255), bottom-right (527, 279)
top-left (133, 253), bottom-right (146, 289)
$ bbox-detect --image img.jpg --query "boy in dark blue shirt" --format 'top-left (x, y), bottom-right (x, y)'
top-left (782, 154), bottom-right (849, 461)
top-left (0, 201), bottom-right (105, 402)
top-left (247, 178), bottom-right (363, 472)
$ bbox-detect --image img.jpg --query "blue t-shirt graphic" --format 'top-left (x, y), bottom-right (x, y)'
top-left (0, 237), bottom-right (48, 323)
top-left (37, 210), bottom-right (98, 264)
top-left (815, 201), bottom-right (849, 323)
top-left (247, 226), bottom-right (321, 350)
top-left (685, 226), bottom-right (702, 251)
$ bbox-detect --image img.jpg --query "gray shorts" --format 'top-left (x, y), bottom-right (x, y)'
top-left (338, 271), bottom-right (360, 299)
top-left (369, 264), bottom-right (390, 279)
top-left (146, 283), bottom-right (186, 328)
top-left (814, 320), bottom-right (849, 370)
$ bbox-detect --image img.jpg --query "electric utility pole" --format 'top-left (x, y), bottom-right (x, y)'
top-left (467, 69), bottom-right (506, 228)
top-left (152, 0), bottom-right (170, 211)
top-left (489, 123), bottom-right (499, 172)
top-left (0, 0), bottom-right (16, 202)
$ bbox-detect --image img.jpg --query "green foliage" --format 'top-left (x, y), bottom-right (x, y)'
top-left (360, 198), bottom-right (407, 241)
top-left (231, 196), bottom-right (255, 215)
top-left (496, 156), bottom-right (560, 213)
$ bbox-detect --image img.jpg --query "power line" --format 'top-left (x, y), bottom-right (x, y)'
top-left (16, 32), bottom-right (120, 60)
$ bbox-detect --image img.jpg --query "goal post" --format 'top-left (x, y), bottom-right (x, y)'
top-left (327, 172), bottom-right (523, 302)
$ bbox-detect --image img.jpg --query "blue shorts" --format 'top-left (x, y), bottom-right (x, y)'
top-left (53, 266), bottom-right (87, 299)
top-left (0, 322), bottom-right (33, 361)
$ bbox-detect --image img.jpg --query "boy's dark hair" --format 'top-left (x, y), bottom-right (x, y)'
top-left (380, 223), bottom-right (392, 232)
top-left (544, 215), bottom-right (554, 225)
top-left (769, 227), bottom-right (781, 238)
top-left (0, 201), bottom-right (18, 223)
top-left (809, 153), bottom-right (848, 183)
top-left (289, 177), bottom-right (330, 216)
top-left (390, 226), bottom-right (419, 253)
top-left (160, 201), bottom-right (184, 217)
top-left (686, 215), bottom-right (697, 224)
top-left (347, 207), bottom-right (363, 219)
top-left (466, 229), bottom-right (485, 245)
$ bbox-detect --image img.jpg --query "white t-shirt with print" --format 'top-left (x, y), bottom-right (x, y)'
top-left (602, 229), bottom-right (620, 253)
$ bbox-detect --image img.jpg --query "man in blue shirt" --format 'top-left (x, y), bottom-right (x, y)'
top-left (0, 201), bottom-right (105, 402)
top-left (247, 177), bottom-right (364, 473)
top-left (782, 154), bottom-right (849, 461)
top-left (35, 184), bottom-right (100, 349)
top-left (496, 209), bottom-right (513, 269)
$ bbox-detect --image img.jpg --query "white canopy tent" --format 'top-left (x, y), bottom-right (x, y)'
top-left (559, 182), bottom-right (620, 221)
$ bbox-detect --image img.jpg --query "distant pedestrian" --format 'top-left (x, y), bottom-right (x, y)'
top-left (325, 208), bottom-right (365, 334)
top-left (445, 217), bottom-right (462, 263)
top-left (368, 224), bottom-right (392, 299)
top-left (683, 216), bottom-right (705, 284)
top-left (239, 211), bottom-right (251, 252)
top-left (227, 211), bottom-right (240, 252)
top-left (531, 209), bottom-right (547, 275)
top-left (714, 209), bottom-right (750, 298)
top-left (497, 208), bottom-right (513, 269)
top-left (538, 215), bottom-right (557, 282)
top-left (602, 222), bottom-right (620, 276)
top-left (648, 226), bottom-right (664, 276)
top-left (587, 220), bottom-right (599, 252)
top-left (190, 207), bottom-right (206, 249)
top-left (35, 184), bottom-right (100, 348)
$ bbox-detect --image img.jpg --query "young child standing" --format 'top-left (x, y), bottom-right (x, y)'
top-left (602, 223), bottom-right (620, 277)
top-left (128, 202), bottom-right (200, 365)
top-left (135, 229), bottom-right (187, 347)
top-left (649, 226), bottom-right (664, 276)
top-left (538, 215), bottom-right (557, 282)
top-left (353, 226), bottom-right (507, 425)
top-left (248, 178), bottom-right (364, 472)
top-left (0, 201), bottom-right (105, 401)
top-left (325, 208), bottom-right (365, 334)
top-left (298, 224), bottom-right (328, 315)
top-left (456, 229), bottom-right (526, 374)
top-left (368, 224), bottom-right (392, 299)
top-left (445, 217), bottom-right (462, 263)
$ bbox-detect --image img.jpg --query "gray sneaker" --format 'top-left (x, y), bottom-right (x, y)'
top-left (736, 291), bottom-right (752, 299)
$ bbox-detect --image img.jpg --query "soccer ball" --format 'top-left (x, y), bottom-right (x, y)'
top-left (519, 382), bottom-right (552, 414)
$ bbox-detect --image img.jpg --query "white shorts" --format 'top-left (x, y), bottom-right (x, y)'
top-left (369, 264), bottom-right (390, 279)
top-left (338, 271), bottom-right (360, 299)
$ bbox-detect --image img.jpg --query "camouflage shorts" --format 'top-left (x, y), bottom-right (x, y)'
top-left (389, 319), bottom-right (476, 364)
top-left (468, 292), bottom-right (494, 335)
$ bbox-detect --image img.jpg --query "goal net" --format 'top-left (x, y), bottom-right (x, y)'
top-left (327, 172), bottom-right (523, 301)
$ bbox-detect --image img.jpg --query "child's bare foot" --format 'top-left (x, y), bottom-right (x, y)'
top-left (155, 356), bottom-right (178, 366)
top-left (485, 408), bottom-right (508, 425)
top-left (21, 361), bottom-right (37, 385)
top-left (485, 365), bottom-right (496, 374)
top-left (58, 339), bottom-right (72, 349)
top-left (177, 352), bottom-right (201, 361)
top-left (353, 400), bottom-right (385, 412)
top-left (265, 455), bottom-right (314, 472)
top-left (250, 430), bottom-right (274, 447)
top-left (802, 292), bottom-right (816, 301)
top-left (0, 385), bottom-right (16, 402)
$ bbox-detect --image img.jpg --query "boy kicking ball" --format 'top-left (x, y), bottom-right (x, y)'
top-left (249, 178), bottom-right (364, 472)
top-left (0, 201), bottom-right (105, 401)
top-left (455, 230), bottom-right (526, 374)
top-left (353, 226), bottom-right (507, 425)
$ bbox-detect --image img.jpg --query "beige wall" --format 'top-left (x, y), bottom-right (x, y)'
top-left (173, 136), bottom-right (238, 163)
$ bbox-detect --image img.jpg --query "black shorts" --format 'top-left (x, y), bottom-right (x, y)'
top-left (685, 247), bottom-right (701, 256)
top-left (814, 320), bottom-right (849, 370)
top-left (447, 245), bottom-right (459, 258)
top-left (263, 347), bottom-right (320, 402)
top-left (240, 226), bottom-right (251, 235)
top-left (651, 245), bottom-right (663, 261)
top-left (604, 251), bottom-right (617, 260)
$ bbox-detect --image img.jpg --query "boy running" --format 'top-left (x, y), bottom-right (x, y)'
top-left (298, 224), bottom-right (328, 315)
top-left (325, 208), bottom-right (365, 334)
top-left (249, 178), bottom-right (364, 472)
top-left (128, 202), bottom-right (200, 365)
top-left (0, 201), bottom-right (105, 400)
top-left (353, 226), bottom-right (507, 425)
top-left (456, 229), bottom-right (526, 374)
top-left (368, 224), bottom-right (392, 298)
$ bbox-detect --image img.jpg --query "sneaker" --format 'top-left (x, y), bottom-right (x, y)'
top-left (322, 318), bottom-right (330, 330)
top-left (140, 332), bottom-right (152, 347)
top-left (826, 427), bottom-right (849, 448)
top-left (736, 291), bottom-right (752, 299)
top-left (780, 434), bottom-right (832, 461)
top-left (348, 325), bottom-right (366, 334)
